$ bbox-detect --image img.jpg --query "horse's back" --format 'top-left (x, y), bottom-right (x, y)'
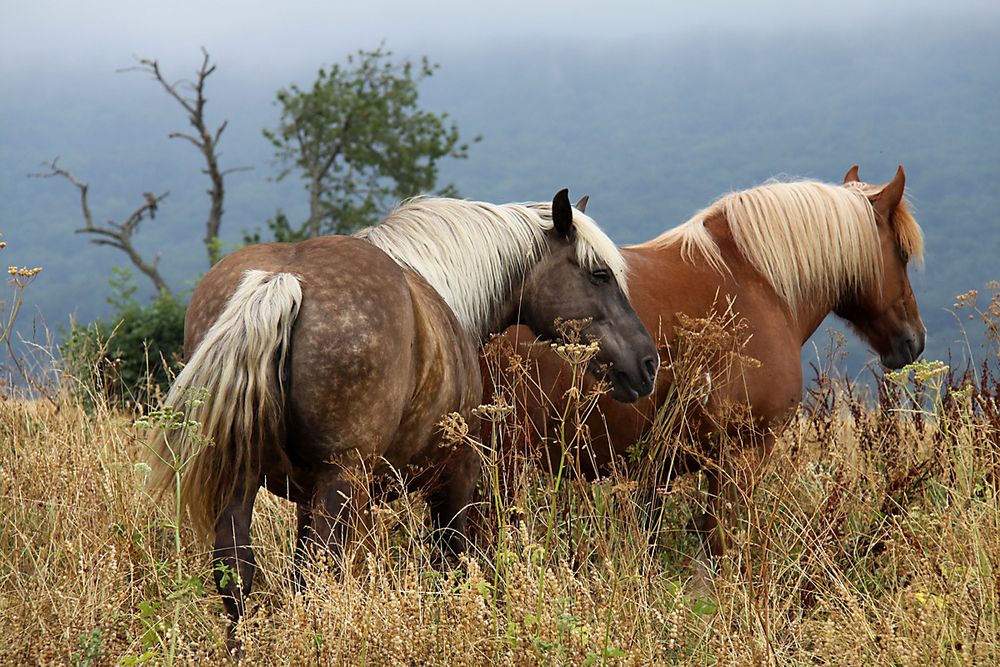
top-left (186, 237), bottom-right (409, 352)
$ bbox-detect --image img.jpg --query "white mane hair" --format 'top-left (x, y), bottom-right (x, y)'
top-left (637, 179), bottom-right (924, 310)
top-left (356, 197), bottom-right (627, 337)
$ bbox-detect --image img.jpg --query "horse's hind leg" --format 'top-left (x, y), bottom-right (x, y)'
top-left (308, 466), bottom-right (372, 566)
top-left (428, 447), bottom-right (481, 561)
top-left (292, 503), bottom-right (312, 593)
top-left (213, 485), bottom-right (260, 653)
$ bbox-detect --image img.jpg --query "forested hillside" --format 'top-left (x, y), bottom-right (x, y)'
top-left (2, 18), bottom-right (997, 374)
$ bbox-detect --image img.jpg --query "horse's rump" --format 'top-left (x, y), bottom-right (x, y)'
top-left (151, 237), bottom-right (488, 533)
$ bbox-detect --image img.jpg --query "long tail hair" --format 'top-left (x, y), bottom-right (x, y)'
top-left (147, 270), bottom-right (302, 537)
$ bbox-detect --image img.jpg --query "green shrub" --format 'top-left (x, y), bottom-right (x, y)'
top-left (61, 268), bottom-right (186, 406)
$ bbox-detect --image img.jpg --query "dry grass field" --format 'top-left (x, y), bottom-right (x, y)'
top-left (1, 285), bottom-right (999, 665)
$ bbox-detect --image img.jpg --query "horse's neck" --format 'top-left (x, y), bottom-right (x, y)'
top-left (481, 273), bottom-right (531, 342)
top-left (412, 256), bottom-right (527, 344)
top-left (793, 298), bottom-right (839, 347)
top-left (707, 215), bottom-right (838, 346)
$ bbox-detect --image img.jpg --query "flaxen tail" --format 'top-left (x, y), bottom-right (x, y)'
top-left (148, 270), bottom-right (302, 537)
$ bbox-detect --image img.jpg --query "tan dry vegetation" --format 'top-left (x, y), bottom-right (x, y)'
top-left (2, 287), bottom-right (999, 666)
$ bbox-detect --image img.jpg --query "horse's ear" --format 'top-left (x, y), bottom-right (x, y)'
top-left (575, 194), bottom-right (590, 213)
top-left (552, 188), bottom-right (574, 238)
top-left (844, 164), bottom-right (861, 184)
top-left (873, 165), bottom-right (905, 221)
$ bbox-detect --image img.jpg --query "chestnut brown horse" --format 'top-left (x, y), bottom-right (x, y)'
top-left (492, 166), bottom-right (925, 562)
top-left (148, 189), bottom-right (657, 638)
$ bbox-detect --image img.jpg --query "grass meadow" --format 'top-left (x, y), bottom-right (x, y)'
top-left (1, 282), bottom-right (999, 665)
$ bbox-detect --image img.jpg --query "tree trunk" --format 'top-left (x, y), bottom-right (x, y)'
top-left (305, 173), bottom-right (324, 238)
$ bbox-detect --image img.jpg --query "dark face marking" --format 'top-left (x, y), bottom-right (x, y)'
top-left (519, 237), bottom-right (658, 403)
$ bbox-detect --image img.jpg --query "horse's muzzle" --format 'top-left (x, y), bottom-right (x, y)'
top-left (881, 327), bottom-right (926, 369)
top-left (608, 354), bottom-right (658, 403)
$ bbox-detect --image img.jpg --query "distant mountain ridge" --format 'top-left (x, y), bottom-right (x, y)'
top-left (2, 20), bottom-right (997, 376)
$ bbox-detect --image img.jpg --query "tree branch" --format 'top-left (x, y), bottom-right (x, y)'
top-left (30, 159), bottom-right (171, 294)
top-left (126, 48), bottom-right (249, 265)
top-left (220, 166), bottom-right (254, 177)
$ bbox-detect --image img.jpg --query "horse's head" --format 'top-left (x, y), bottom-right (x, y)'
top-left (834, 165), bottom-right (925, 369)
top-left (521, 189), bottom-right (658, 402)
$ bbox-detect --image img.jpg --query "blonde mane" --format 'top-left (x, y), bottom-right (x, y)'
top-left (357, 197), bottom-right (627, 337)
top-left (636, 180), bottom-right (923, 310)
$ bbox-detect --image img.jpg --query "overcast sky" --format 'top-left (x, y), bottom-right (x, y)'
top-left (4, 0), bottom-right (998, 79)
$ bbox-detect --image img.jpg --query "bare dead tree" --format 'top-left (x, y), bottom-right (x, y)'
top-left (30, 159), bottom-right (171, 294)
top-left (124, 48), bottom-right (249, 266)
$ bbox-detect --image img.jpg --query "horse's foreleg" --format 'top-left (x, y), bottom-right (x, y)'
top-left (701, 464), bottom-right (727, 560)
top-left (700, 430), bottom-right (774, 561)
top-left (213, 486), bottom-right (260, 654)
top-left (688, 461), bottom-right (728, 597)
top-left (428, 447), bottom-right (481, 562)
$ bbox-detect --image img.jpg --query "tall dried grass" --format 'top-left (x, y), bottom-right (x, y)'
top-left (1, 284), bottom-right (998, 665)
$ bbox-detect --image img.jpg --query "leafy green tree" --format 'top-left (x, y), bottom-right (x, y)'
top-left (263, 46), bottom-right (479, 239)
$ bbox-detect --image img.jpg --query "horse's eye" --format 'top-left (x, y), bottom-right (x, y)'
top-left (590, 268), bottom-right (611, 284)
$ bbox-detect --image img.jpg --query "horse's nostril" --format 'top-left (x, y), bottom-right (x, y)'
top-left (642, 356), bottom-right (658, 381)
top-left (899, 331), bottom-right (922, 363)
